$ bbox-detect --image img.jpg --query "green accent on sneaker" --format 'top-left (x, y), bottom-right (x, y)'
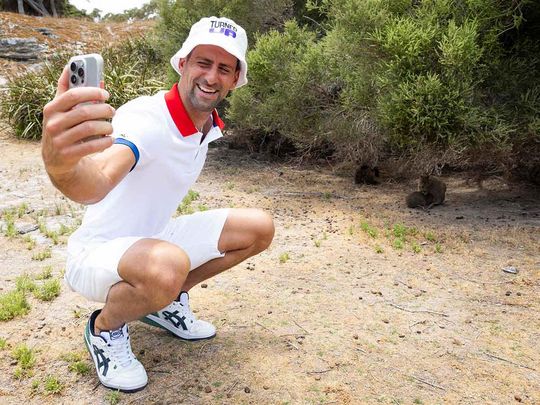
top-left (140, 315), bottom-right (165, 330)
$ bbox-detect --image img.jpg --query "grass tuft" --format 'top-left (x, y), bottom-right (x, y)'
top-left (44, 375), bottom-right (63, 394)
top-left (0, 290), bottom-right (30, 321)
top-left (12, 344), bottom-right (36, 379)
top-left (33, 279), bottom-right (61, 301)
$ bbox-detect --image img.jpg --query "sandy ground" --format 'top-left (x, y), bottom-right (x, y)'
top-left (1, 11), bottom-right (539, 405)
top-left (0, 125), bottom-right (539, 404)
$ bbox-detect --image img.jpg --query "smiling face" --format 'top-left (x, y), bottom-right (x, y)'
top-left (177, 45), bottom-right (240, 116)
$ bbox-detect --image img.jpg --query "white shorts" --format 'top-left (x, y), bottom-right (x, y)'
top-left (65, 208), bottom-right (229, 303)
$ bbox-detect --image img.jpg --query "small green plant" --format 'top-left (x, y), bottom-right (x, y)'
top-left (12, 344), bottom-right (36, 378)
top-left (32, 248), bottom-right (52, 261)
top-left (434, 243), bottom-right (443, 253)
top-left (374, 245), bottom-right (384, 254)
top-left (393, 238), bottom-right (404, 250)
top-left (106, 390), bottom-right (122, 405)
top-left (411, 242), bottom-right (422, 254)
top-left (44, 375), bottom-right (63, 394)
top-left (0, 337), bottom-right (7, 349)
top-left (424, 231), bottom-right (436, 242)
top-left (62, 352), bottom-right (91, 375)
top-left (15, 274), bottom-right (37, 293)
top-left (360, 221), bottom-right (378, 238)
top-left (177, 189), bottom-right (200, 215)
top-left (23, 235), bottom-right (36, 250)
top-left (2, 209), bottom-right (17, 238)
top-left (36, 266), bottom-right (53, 280)
top-left (31, 379), bottom-right (40, 393)
top-left (197, 204), bottom-right (209, 212)
top-left (33, 279), bottom-right (61, 301)
top-left (279, 252), bottom-right (290, 263)
top-left (348, 225), bottom-right (354, 235)
top-left (413, 399), bottom-right (424, 405)
top-left (0, 290), bottom-right (30, 321)
top-left (323, 191), bottom-right (332, 200)
top-left (314, 239), bottom-right (321, 247)
top-left (69, 360), bottom-right (90, 375)
top-left (225, 181), bottom-right (235, 190)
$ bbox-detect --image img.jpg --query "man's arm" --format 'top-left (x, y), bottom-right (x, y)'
top-left (42, 66), bottom-right (135, 204)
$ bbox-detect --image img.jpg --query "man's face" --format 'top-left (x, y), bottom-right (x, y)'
top-left (178, 45), bottom-right (240, 113)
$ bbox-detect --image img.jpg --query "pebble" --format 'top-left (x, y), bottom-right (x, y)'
top-left (382, 319), bottom-right (389, 324)
top-left (204, 386), bottom-right (212, 393)
top-left (201, 283), bottom-right (208, 288)
top-left (263, 385), bottom-right (270, 390)
top-left (505, 291), bottom-right (511, 296)
top-left (244, 386), bottom-right (251, 393)
top-left (353, 334), bottom-right (358, 340)
top-left (514, 395), bottom-right (522, 402)
top-left (314, 375), bottom-right (321, 381)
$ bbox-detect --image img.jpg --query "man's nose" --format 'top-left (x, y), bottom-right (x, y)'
top-left (204, 66), bottom-right (219, 85)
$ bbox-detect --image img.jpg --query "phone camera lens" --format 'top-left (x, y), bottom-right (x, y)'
top-left (77, 67), bottom-right (84, 77)
top-left (70, 75), bottom-right (77, 84)
top-left (70, 62), bottom-right (76, 72)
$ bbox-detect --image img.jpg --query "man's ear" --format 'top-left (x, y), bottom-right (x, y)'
top-left (231, 69), bottom-right (240, 89)
top-left (178, 58), bottom-right (187, 74)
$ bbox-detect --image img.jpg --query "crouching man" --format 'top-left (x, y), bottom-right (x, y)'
top-left (41, 17), bottom-right (274, 392)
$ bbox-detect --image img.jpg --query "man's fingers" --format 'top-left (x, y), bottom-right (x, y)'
top-left (63, 135), bottom-right (114, 161)
top-left (55, 119), bottom-right (114, 147)
top-left (51, 87), bottom-right (110, 113)
top-left (55, 65), bottom-right (71, 98)
top-left (48, 103), bottom-right (115, 134)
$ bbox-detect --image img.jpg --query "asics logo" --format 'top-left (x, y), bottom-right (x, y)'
top-left (93, 344), bottom-right (110, 376)
top-left (162, 310), bottom-right (188, 331)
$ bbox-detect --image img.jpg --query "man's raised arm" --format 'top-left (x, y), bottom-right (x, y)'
top-left (41, 66), bottom-right (135, 204)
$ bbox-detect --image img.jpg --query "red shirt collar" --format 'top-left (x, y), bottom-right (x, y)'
top-left (164, 83), bottom-right (225, 137)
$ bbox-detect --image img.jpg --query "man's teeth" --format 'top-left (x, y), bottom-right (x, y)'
top-left (197, 84), bottom-right (217, 94)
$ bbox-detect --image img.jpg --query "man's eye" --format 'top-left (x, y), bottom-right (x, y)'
top-left (220, 67), bottom-right (231, 74)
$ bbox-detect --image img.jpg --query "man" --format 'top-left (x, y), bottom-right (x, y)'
top-left (41, 17), bottom-right (274, 392)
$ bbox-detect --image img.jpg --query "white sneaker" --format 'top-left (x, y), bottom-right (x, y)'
top-left (141, 291), bottom-right (216, 340)
top-left (84, 310), bottom-right (148, 392)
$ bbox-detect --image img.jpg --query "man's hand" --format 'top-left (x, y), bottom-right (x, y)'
top-left (41, 65), bottom-right (116, 179)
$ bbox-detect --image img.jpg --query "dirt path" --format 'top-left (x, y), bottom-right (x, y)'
top-left (0, 125), bottom-right (539, 404)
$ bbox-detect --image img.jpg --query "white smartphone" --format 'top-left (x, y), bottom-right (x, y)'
top-left (67, 53), bottom-right (104, 89)
top-left (67, 54), bottom-right (108, 142)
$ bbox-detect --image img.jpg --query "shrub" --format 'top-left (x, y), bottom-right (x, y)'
top-left (1, 37), bottom-right (165, 141)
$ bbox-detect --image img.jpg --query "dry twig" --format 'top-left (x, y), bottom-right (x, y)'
top-left (481, 351), bottom-right (537, 371)
top-left (388, 302), bottom-right (449, 317)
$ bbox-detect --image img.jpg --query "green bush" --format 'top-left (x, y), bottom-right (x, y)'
top-left (227, 0), bottom-right (539, 176)
top-left (1, 37), bottom-right (165, 141)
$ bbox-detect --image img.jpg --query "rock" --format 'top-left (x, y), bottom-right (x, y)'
top-left (0, 37), bottom-right (47, 61)
top-left (204, 386), bottom-right (212, 393)
top-left (17, 224), bottom-right (38, 235)
top-left (201, 283), bottom-right (208, 288)
top-left (35, 27), bottom-right (58, 38)
top-left (244, 386), bottom-right (250, 393)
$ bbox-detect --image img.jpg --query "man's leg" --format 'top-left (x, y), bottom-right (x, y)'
top-left (181, 208), bottom-right (274, 291)
top-left (94, 239), bottom-right (191, 333)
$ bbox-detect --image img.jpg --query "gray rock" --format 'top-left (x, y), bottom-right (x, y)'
top-left (0, 37), bottom-right (47, 61)
top-left (35, 27), bottom-right (58, 39)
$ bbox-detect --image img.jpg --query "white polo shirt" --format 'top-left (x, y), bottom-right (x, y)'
top-left (67, 84), bottom-right (224, 254)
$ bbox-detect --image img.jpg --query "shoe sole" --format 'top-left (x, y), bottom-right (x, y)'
top-left (140, 314), bottom-right (216, 341)
top-left (84, 329), bottom-right (147, 393)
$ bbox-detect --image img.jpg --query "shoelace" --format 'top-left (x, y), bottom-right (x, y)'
top-left (172, 301), bottom-right (196, 324)
top-left (108, 333), bottom-right (133, 368)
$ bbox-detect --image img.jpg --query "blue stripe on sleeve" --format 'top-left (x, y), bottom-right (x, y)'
top-left (114, 137), bottom-right (140, 172)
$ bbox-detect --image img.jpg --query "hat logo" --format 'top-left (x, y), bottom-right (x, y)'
top-left (209, 20), bottom-right (237, 38)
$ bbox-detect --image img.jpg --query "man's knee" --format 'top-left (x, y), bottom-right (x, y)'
top-left (253, 209), bottom-right (275, 251)
top-left (148, 244), bottom-right (190, 301)
top-left (122, 240), bottom-right (190, 304)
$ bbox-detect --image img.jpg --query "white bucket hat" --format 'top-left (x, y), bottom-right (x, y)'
top-left (170, 16), bottom-right (248, 88)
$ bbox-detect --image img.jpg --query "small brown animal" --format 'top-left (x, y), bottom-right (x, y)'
top-left (355, 165), bottom-right (380, 185)
top-left (419, 175), bottom-right (446, 207)
top-left (406, 191), bottom-right (433, 208)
